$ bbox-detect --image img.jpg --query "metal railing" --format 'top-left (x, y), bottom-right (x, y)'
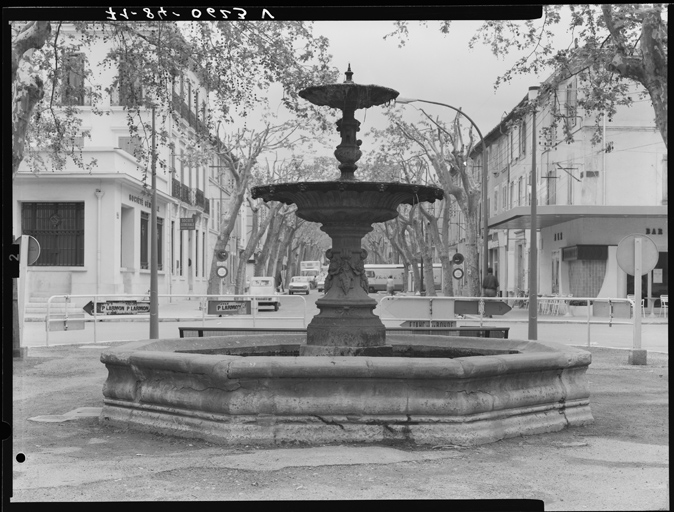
top-left (43, 292), bottom-right (656, 348)
top-left (45, 293), bottom-right (307, 346)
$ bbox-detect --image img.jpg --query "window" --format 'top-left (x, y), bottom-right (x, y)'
top-left (61, 53), bottom-right (86, 106)
top-left (118, 136), bottom-right (143, 159)
top-left (520, 120), bottom-right (527, 155)
top-left (180, 148), bottom-right (185, 184)
top-left (502, 185), bottom-right (507, 212)
top-left (171, 220), bottom-right (175, 273)
top-left (518, 176), bottom-right (524, 206)
top-left (493, 189), bottom-right (498, 213)
top-left (566, 81), bottom-right (577, 130)
top-left (116, 59), bottom-right (143, 107)
top-left (528, 172), bottom-right (532, 205)
top-left (140, 212), bottom-right (163, 270)
top-left (22, 202), bottom-right (84, 266)
top-left (179, 230), bottom-right (183, 276)
top-left (140, 212), bottom-right (148, 269)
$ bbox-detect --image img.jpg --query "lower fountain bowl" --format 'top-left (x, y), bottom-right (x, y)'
top-left (99, 334), bottom-right (593, 446)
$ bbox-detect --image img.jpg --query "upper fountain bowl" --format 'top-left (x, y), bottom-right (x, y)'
top-left (298, 82), bottom-right (399, 110)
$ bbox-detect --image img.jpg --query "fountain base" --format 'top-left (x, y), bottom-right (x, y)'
top-left (99, 335), bottom-right (593, 447)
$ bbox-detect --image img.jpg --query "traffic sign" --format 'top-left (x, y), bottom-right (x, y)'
top-left (217, 266), bottom-right (228, 278)
top-left (25, 236), bottom-right (41, 265)
top-left (452, 267), bottom-right (464, 280)
top-left (452, 253), bottom-right (464, 265)
top-left (83, 300), bottom-right (150, 316)
top-left (455, 299), bottom-right (512, 316)
top-left (616, 234), bottom-right (659, 276)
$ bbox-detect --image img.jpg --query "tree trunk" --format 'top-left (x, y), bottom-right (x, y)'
top-left (233, 202), bottom-right (281, 294)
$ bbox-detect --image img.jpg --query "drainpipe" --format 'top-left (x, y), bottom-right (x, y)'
top-left (95, 189), bottom-right (105, 296)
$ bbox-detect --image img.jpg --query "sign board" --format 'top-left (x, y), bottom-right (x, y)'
top-left (17, 235), bottom-right (41, 265)
top-left (83, 300), bottom-right (150, 316)
top-left (48, 313), bottom-right (85, 331)
top-left (207, 300), bottom-right (251, 315)
top-left (400, 320), bottom-right (457, 328)
top-left (616, 234), bottom-right (659, 276)
top-left (217, 266), bottom-right (228, 278)
top-left (180, 217), bottom-right (196, 230)
top-left (653, 268), bottom-right (663, 284)
top-left (455, 299), bottom-right (512, 316)
top-left (452, 267), bottom-right (464, 280)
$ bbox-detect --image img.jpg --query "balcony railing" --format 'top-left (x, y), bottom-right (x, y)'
top-left (172, 179), bottom-right (209, 214)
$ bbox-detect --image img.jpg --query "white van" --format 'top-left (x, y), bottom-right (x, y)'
top-left (248, 277), bottom-right (281, 311)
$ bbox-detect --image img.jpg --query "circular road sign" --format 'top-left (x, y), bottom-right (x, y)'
top-left (452, 267), bottom-right (464, 280)
top-left (616, 233), bottom-right (659, 276)
top-left (452, 252), bottom-right (464, 265)
top-left (217, 266), bottom-right (228, 278)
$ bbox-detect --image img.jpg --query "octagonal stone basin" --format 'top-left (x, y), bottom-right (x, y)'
top-left (99, 335), bottom-right (593, 446)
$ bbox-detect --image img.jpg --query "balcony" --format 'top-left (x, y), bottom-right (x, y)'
top-left (171, 179), bottom-right (209, 214)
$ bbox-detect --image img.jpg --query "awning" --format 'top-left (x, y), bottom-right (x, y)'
top-left (488, 205), bottom-right (668, 231)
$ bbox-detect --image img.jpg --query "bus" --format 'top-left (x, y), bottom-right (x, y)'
top-left (364, 264), bottom-right (405, 293)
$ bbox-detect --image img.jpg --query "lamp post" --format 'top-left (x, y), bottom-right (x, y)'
top-left (396, 98), bottom-right (489, 292)
top-left (527, 86), bottom-right (539, 340)
top-left (150, 104), bottom-right (159, 339)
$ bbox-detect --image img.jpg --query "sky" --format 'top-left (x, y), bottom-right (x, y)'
top-left (257, 19), bottom-right (551, 162)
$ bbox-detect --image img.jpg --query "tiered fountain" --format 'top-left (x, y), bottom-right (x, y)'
top-left (252, 65), bottom-right (442, 355)
top-left (99, 68), bottom-right (593, 446)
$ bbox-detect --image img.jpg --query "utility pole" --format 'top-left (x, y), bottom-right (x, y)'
top-left (528, 87), bottom-right (539, 340)
top-left (150, 105), bottom-right (159, 339)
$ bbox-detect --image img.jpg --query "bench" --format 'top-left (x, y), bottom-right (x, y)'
top-left (179, 326), bottom-right (509, 339)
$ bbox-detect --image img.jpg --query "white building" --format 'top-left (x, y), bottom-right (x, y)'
top-left (480, 75), bottom-right (667, 307)
top-left (13, 24), bottom-right (244, 302)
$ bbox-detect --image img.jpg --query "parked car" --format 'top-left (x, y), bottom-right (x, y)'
top-left (248, 277), bottom-right (281, 311)
top-left (316, 273), bottom-right (326, 292)
top-left (288, 276), bottom-right (312, 295)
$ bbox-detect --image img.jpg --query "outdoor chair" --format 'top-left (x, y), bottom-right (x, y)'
top-left (660, 295), bottom-right (668, 318)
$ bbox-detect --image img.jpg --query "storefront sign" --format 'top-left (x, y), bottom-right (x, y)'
top-left (180, 217), bottom-right (196, 230)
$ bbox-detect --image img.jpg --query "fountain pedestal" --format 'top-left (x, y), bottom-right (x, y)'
top-left (304, 223), bottom-right (386, 355)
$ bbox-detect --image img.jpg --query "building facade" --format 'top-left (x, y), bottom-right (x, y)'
top-left (13, 24), bottom-right (245, 302)
top-left (481, 76), bottom-right (667, 305)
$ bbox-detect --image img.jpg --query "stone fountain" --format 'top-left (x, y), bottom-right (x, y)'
top-left (252, 65), bottom-right (442, 355)
top-left (99, 68), bottom-right (593, 446)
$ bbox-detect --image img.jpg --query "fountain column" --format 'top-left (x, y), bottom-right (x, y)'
top-left (303, 223), bottom-right (387, 354)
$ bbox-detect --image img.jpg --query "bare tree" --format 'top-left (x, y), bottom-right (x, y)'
top-left (207, 123), bottom-right (301, 294)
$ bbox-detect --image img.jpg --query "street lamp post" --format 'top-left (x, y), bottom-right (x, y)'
top-left (396, 98), bottom-right (489, 293)
top-left (527, 87), bottom-right (539, 340)
top-left (150, 105), bottom-right (159, 339)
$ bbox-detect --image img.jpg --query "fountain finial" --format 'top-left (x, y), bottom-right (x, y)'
top-left (344, 64), bottom-right (354, 83)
